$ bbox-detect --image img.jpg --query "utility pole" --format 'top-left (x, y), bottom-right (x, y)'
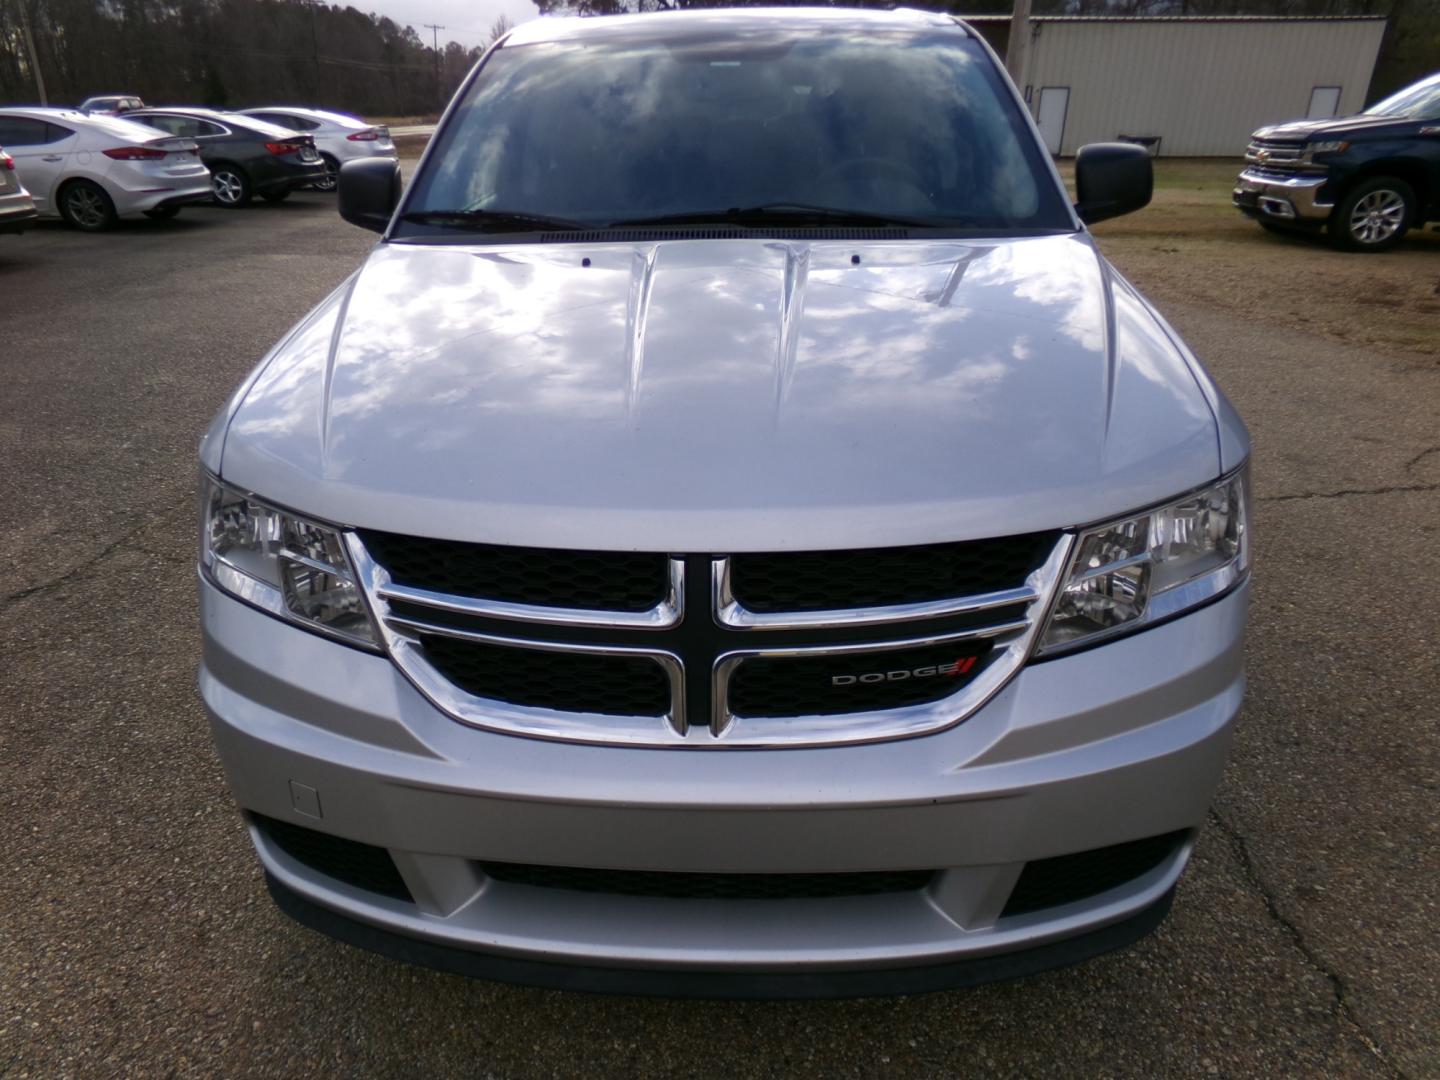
top-left (301, 0), bottom-right (322, 97)
top-left (424, 23), bottom-right (445, 109)
top-left (1006, 0), bottom-right (1032, 94)
top-left (15, 0), bottom-right (48, 106)
top-left (308, 0), bottom-right (321, 92)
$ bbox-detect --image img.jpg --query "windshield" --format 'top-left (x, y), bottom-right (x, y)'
top-left (1364, 75), bottom-right (1440, 120)
top-left (399, 27), bottom-right (1071, 236)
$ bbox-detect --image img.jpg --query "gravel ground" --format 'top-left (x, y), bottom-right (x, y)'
top-left (1, 176), bottom-right (1436, 1078)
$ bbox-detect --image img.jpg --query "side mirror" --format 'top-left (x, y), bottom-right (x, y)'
top-left (339, 158), bottom-right (402, 233)
top-left (1074, 143), bottom-right (1153, 225)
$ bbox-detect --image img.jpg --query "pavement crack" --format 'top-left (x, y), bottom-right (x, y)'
top-left (1259, 482), bottom-right (1440, 504)
top-left (1404, 446), bottom-right (1440, 473)
top-left (1208, 809), bottom-right (1407, 1079)
top-left (121, 541), bottom-right (191, 565)
top-left (0, 495), bottom-right (191, 611)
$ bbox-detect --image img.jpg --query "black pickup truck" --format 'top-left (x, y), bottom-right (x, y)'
top-left (1233, 72), bottom-right (1439, 251)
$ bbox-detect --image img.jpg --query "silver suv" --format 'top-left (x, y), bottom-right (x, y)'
top-left (198, 8), bottom-right (1251, 996)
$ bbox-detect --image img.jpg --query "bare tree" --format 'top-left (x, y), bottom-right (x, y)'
top-left (488, 14), bottom-right (514, 45)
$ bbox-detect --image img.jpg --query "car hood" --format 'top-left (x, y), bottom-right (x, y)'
top-left (1254, 114), bottom-right (1418, 140)
top-left (215, 234), bottom-right (1232, 551)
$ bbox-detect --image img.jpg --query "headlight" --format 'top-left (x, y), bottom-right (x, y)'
top-left (199, 476), bottom-right (380, 648)
top-left (1303, 139), bottom-right (1349, 161)
top-left (1038, 466), bottom-right (1250, 655)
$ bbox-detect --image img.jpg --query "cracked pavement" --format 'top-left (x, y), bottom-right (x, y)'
top-left (2, 193), bottom-right (1437, 1077)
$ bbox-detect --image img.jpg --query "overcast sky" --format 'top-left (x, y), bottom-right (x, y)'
top-left (364, 0), bottom-right (546, 51)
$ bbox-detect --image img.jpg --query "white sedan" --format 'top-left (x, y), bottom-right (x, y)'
top-left (0, 108), bottom-right (211, 230)
top-left (238, 107), bottom-right (396, 192)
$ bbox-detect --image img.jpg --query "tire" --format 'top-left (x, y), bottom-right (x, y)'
top-left (143, 206), bottom-right (180, 220)
top-left (261, 189), bottom-right (291, 204)
top-left (58, 179), bottom-right (118, 232)
top-left (210, 164), bottom-right (252, 208)
top-left (312, 153), bottom-right (339, 193)
top-left (1328, 177), bottom-right (1415, 252)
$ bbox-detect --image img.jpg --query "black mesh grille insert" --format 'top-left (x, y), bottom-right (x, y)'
top-left (1001, 831), bottom-right (1188, 918)
top-left (729, 532), bottom-right (1058, 613)
top-left (480, 862), bottom-right (934, 900)
top-left (253, 815), bottom-right (412, 902)
top-left (418, 634), bottom-right (670, 716)
top-left (729, 641), bottom-right (993, 718)
top-left (359, 530), bottom-right (667, 612)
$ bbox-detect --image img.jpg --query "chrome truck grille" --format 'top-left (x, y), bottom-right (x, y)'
top-left (347, 531), bottom-right (1072, 748)
top-left (1243, 137), bottom-right (1310, 176)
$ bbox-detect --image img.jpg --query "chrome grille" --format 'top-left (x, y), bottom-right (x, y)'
top-left (1244, 137), bottom-right (1306, 167)
top-left (348, 533), bottom-right (1072, 748)
top-left (1242, 137), bottom-right (1319, 179)
top-left (1242, 165), bottom-right (1304, 183)
top-left (727, 639), bottom-right (996, 717)
top-left (726, 533), bottom-right (1055, 613)
top-left (418, 632), bottom-right (672, 717)
top-left (358, 530), bottom-right (669, 612)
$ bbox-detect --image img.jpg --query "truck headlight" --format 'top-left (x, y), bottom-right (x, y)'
top-left (200, 476), bottom-right (380, 648)
top-left (1302, 139), bottom-right (1349, 162)
top-left (1038, 466), bottom-right (1250, 655)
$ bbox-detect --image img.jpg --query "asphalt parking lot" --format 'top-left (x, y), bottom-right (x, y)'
top-left (2, 186), bottom-right (1437, 1078)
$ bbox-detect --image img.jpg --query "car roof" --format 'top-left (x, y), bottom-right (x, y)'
top-left (0, 106), bottom-right (166, 138)
top-left (132, 106), bottom-right (230, 120)
top-left (0, 106), bottom-right (89, 120)
top-left (131, 107), bottom-right (302, 138)
top-left (504, 6), bottom-right (962, 47)
top-left (241, 106), bottom-right (368, 128)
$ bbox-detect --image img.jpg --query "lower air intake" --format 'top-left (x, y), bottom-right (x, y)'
top-left (253, 814), bottom-right (413, 903)
top-left (480, 862), bottom-right (935, 900)
top-left (1001, 831), bottom-right (1188, 918)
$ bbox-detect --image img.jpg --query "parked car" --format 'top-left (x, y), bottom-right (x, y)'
top-left (126, 108), bottom-right (326, 207)
top-left (0, 108), bottom-right (209, 230)
top-left (78, 94), bottom-right (146, 116)
top-left (0, 147), bottom-right (39, 234)
top-left (199, 8), bottom-right (1251, 996)
top-left (238, 106), bottom-right (396, 192)
top-left (1234, 70), bottom-right (1440, 251)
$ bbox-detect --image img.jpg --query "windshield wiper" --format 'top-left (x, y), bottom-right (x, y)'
top-left (608, 202), bottom-right (952, 229)
top-left (400, 208), bottom-right (590, 233)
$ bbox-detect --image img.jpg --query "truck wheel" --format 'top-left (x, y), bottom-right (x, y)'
top-left (1329, 177), bottom-right (1415, 252)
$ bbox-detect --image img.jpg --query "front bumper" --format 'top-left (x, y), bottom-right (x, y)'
top-left (1233, 168), bottom-right (1333, 223)
top-left (200, 577), bottom-right (1248, 993)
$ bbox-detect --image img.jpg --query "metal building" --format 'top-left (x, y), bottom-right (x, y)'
top-left (967, 16), bottom-right (1388, 157)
